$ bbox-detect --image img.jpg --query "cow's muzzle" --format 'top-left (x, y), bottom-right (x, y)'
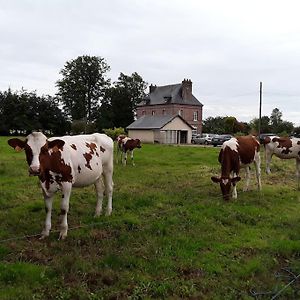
top-left (29, 167), bottom-right (41, 176)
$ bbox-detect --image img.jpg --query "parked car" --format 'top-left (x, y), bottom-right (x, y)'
top-left (211, 134), bottom-right (233, 147)
top-left (191, 133), bottom-right (216, 145)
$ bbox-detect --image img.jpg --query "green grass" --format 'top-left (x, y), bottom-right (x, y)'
top-left (1, 137), bottom-right (300, 299)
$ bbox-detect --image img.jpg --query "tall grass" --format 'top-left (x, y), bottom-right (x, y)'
top-left (0, 137), bottom-right (300, 299)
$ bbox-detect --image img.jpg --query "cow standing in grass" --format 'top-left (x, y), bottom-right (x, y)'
top-left (264, 136), bottom-right (300, 189)
top-left (115, 134), bottom-right (127, 164)
top-left (117, 136), bottom-right (142, 166)
top-left (211, 135), bottom-right (261, 200)
top-left (8, 132), bottom-right (114, 240)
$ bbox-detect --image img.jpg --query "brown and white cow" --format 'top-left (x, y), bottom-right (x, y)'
top-left (264, 136), bottom-right (300, 189)
top-left (211, 135), bottom-right (261, 200)
top-left (8, 132), bottom-right (114, 240)
top-left (115, 134), bottom-right (127, 164)
top-left (116, 136), bottom-right (142, 166)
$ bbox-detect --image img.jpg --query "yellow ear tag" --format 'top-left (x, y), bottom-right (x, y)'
top-left (15, 146), bottom-right (22, 152)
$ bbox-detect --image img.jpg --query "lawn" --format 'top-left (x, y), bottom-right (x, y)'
top-left (0, 136), bottom-right (300, 299)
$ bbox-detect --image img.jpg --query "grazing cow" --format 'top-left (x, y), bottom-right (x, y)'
top-left (264, 136), bottom-right (300, 189)
top-left (116, 136), bottom-right (141, 166)
top-left (211, 136), bottom-right (261, 200)
top-left (8, 132), bottom-right (114, 240)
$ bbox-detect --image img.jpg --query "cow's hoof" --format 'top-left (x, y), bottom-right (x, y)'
top-left (39, 230), bottom-right (49, 240)
top-left (94, 211), bottom-right (102, 217)
top-left (58, 231), bottom-right (67, 240)
top-left (106, 210), bottom-right (112, 216)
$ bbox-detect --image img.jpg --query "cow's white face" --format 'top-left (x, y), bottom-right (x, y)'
top-left (26, 132), bottom-right (48, 175)
top-left (8, 132), bottom-right (64, 176)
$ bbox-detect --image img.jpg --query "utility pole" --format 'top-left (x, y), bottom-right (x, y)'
top-left (258, 81), bottom-right (262, 140)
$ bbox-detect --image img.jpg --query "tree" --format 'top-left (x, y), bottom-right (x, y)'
top-left (56, 55), bottom-right (110, 122)
top-left (114, 72), bottom-right (147, 111)
top-left (270, 108), bottom-right (283, 133)
top-left (0, 89), bottom-right (69, 135)
top-left (202, 116), bottom-right (226, 134)
top-left (249, 116), bottom-right (271, 133)
top-left (96, 72), bottom-right (147, 130)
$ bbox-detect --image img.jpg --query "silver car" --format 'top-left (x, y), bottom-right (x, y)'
top-left (191, 133), bottom-right (216, 145)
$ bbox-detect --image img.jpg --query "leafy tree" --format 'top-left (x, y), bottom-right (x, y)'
top-left (0, 89), bottom-right (69, 135)
top-left (56, 55), bottom-right (110, 122)
top-left (96, 72), bottom-right (147, 130)
top-left (270, 108), bottom-right (283, 133)
top-left (249, 116), bottom-right (271, 133)
top-left (114, 72), bottom-right (147, 111)
top-left (277, 120), bottom-right (294, 135)
top-left (202, 116), bottom-right (226, 134)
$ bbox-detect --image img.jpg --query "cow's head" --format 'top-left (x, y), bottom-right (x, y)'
top-left (8, 132), bottom-right (65, 176)
top-left (135, 139), bottom-right (142, 148)
top-left (211, 176), bottom-right (241, 201)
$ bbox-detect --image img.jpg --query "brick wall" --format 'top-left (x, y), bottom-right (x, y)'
top-left (136, 104), bottom-right (202, 133)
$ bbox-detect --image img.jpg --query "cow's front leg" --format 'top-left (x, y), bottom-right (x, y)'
top-left (40, 191), bottom-right (54, 239)
top-left (232, 173), bottom-right (238, 199)
top-left (265, 150), bottom-right (272, 174)
top-left (94, 178), bottom-right (104, 216)
top-left (131, 150), bottom-right (135, 166)
top-left (123, 151), bottom-right (128, 166)
top-left (59, 183), bottom-right (72, 240)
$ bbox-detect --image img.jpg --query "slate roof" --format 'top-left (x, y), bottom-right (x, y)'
top-left (127, 115), bottom-right (193, 130)
top-left (138, 83), bottom-right (203, 107)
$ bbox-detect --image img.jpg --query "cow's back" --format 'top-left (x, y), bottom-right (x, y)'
top-left (264, 136), bottom-right (300, 159)
top-left (50, 135), bottom-right (104, 187)
top-left (236, 136), bottom-right (260, 165)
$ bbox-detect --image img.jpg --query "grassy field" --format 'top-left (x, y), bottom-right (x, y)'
top-left (1, 136), bottom-right (300, 299)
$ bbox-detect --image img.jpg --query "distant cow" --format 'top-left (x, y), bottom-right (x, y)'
top-left (211, 136), bottom-right (261, 200)
top-left (8, 132), bottom-right (114, 240)
top-left (116, 135), bottom-right (142, 166)
top-left (264, 136), bottom-right (300, 189)
top-left (115, 134), bottom-right (127, 164)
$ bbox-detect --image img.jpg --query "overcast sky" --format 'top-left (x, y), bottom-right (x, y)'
top-left (1, 0), bottom-right (300, 125)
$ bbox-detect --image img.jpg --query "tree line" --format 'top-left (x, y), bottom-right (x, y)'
top-left (0, 54), bottom-right (299, 136)
top-left (202, 108), bottom-right (300, 137)
top-left (0, 55), bottom-right (147, 135)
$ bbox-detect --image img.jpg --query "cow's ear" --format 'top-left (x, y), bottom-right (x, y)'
top-left (7, 138), bottom-right (26, 152)
top-left (211, 176), bottom-right (221, 183)
top-left (231, 176), bottom-right (241, 184)
top-left (48, 139), bottom-right (65, 151)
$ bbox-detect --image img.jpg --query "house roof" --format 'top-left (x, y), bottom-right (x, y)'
top-left (138, 83), bottom-right (203, 107)
top-left (127, 114), bottom-right (193, 130)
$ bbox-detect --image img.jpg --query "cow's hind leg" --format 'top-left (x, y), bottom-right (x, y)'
top-left (254, 153), bottom-right (262, 191)
top-left (59, 183), bottom-right (72, 240)
top-left (94, 178), bottom-right (105, 216)
top-left (40, 191), bottom-right (54, 239)
top-left (243, 166), bottom-right (251, 192)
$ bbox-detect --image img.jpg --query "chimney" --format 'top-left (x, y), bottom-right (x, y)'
top-left (181, 79), bottom-right (192, 100)
top-left (149, 84), bottom-right (157, 94)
